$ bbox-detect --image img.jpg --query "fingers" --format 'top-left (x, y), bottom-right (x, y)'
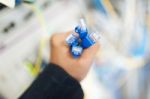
top-left (63, 31), bottom-right (72, 38)
top-left (58, 31), bottom-right (72, 43)
top-left (50, 31), bottom-right (71, 46)
top-left (51, 31), bottom-right (100, 61)
top-left (51, 31), bottom-right (72, 41)
top-left (81, 43), bottom-right (100, 60)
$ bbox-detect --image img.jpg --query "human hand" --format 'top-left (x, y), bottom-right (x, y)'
top-left (50, 31), bottom-right (99, 81)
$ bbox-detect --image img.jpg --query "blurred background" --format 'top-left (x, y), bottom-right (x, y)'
top-left (0, 0), bottom-right (150, 99)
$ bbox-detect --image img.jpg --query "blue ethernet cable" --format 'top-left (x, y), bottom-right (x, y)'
top-left (15, 0), bottom-right (23, 5)
top-left (15, 0), bottom-right (35, 5)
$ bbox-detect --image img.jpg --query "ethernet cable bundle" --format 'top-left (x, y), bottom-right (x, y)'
top-left (66, 19), bottom-right (100, 58)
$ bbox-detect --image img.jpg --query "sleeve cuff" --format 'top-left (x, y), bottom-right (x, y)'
top-left (43, 63), bottom-right (80, 85)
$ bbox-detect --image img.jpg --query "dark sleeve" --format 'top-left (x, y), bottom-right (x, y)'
top-left (19, 63), bottom-right (84, 99)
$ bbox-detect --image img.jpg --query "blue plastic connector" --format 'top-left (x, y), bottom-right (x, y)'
top-left (66, 19), bottom-right (100, 58)
top-left (75, 26), bottom-right (87, 39)
top-left (66, 33), bottom-right (79, 46)
top-left (75, 19), bottom-right (88, 39)
top-left (81, 32), bottom-right (100, 48)
top-left (75, 26), bottom-right (80, 33)
top-left (71, 45), bottom-right (83, 58)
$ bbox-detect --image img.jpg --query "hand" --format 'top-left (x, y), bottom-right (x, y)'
top-left (50, 31), bottom-right (99, 81)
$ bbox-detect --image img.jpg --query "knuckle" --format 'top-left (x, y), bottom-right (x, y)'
top-left (50, 34), bottom-right (59, 46)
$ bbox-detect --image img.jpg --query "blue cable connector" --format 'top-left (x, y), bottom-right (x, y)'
top-left (66, 19), bottom-right (100, 58)
top-left (71, 45), bottom-right (83, 58)
top-left (66, 32), bottom-right (79, 47)
top-left (75, 19), bottom-right (88, 39)
top-left (81, 32), bottom-right (100, 48)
